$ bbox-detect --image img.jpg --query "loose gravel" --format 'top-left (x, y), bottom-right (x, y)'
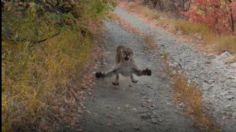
top-left (114, 7), bottom-right (236, 132)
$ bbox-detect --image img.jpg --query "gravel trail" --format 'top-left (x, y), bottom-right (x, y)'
top-left (80, 14), bottom-right (197, 132)
top-left (80, 7), bottom-right (236, 132)
top-left (113, 7), bottom-right (236, 132)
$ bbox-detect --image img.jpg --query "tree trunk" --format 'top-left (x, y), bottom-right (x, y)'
top-left (228, 0), bottom-right (235, 32)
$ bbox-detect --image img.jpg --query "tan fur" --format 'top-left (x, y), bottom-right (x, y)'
top-left (116, 45), bottom-right (134, 64)
top-left (116, 45), bottom-right (125, 64)
top-left (95, 45), bottom-right (151, 85)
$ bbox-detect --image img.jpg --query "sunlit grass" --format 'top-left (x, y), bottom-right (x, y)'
top-left (216, 35), bottom-right (236, 53)
top-left (2, 0), bottom-right (115, 131)
top-left (143, 33), bottom-right (157, 49)
top-left (173, 20), bottom-right (236, 53)
top-left (159, 54), bottom-right (220, 131)
top-left (123, 1), bottom-right (236, 54)
top-left (174, 20), bottom-right (214, 41)
top-left (127, 2), bottom-right (160, 20)
top-left (141, 34), bottom-right (220, 131)
top-left (172, 73), bottom-right (219, 131)
top-left (2, 29), bottom-right (93, 131)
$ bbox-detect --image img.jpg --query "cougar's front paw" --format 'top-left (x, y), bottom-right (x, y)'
top-left (95, 72), bottom-right (105, 78)
top-left (143, 68), bottom-right (152, 76)
top-left (132, 80), bottom-right (138, 83)
top-left (112, 82), bottom-right (119, 86)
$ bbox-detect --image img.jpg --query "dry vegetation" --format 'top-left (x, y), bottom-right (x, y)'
top-left (143, 23), bottom-right (221, 130)
top-left (2, 0), bottom-right (115, 131)
top-left (140, 33), bottom-right (220, 131)
top-left (143, 33), bottom-right (158, 49)
top-left (120, 1), bottom-right (236, 54)
top-left (172, 72), bottom-right (220, 131)
top-left (159, 51), bottom-right (220, 132)
top-left (127, 1), bottom-right (160, 20)
top-left (172, 77), bottom-right (211, 130)
top-left (2, 29), bottom-right (94, 131)
top-left (109, 3), bottom-right (222, 130)
top-left (117, 1), bottom-right (226, 130)
top-left (174, 20), bottom-right (236, 53)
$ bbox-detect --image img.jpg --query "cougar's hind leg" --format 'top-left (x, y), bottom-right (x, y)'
top-left (112, 74), bottom-right (119, 85)
top-left (130, 74), bottom-right (138, 83)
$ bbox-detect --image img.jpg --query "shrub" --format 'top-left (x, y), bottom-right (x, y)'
top-left (184, 0), bottom-right (236, 33)
top-left (2, 0), bottom-right (116, 131)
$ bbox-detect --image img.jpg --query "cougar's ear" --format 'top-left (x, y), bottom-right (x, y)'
top-left (127, 48), bottom-right (134, 55)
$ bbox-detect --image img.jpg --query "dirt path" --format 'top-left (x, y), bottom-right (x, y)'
top-left (80, 8), bottom-right (198, 132)
top-left (110, 6), bottom-right (236, 132)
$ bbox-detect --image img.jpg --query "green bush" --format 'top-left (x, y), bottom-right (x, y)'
top-left (2, 0), bottom-right (116, 43)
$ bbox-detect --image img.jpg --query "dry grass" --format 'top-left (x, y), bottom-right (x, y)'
top-left (139, 32), bottom-right (220, 130)
top-left (125, 2), bottom-right (160, 20)
top-left (2, 1), bottom-right (114, 131)
top-left (160, 54), bottom-right (220, 131)
top-left (224, 55), bottom-right (236, 64)
top-left (110, 5), bottom-right (220, 130)
top-left (174, 20), bottom-right (212, 34)
top-left (120, 1), bottom-right (236, 54)
top-left (141, 33), bottom-right (220, 131)
top-left (2, 28), bottom-right (94, 131)
top-left (174, 20), bottom-right (236, 54)
top-left (216, 35), bottom-right (236, 53)
top-left (143, 33), bottom-right (158, 49)
top-left (172, 73), bottom-right (219, 131)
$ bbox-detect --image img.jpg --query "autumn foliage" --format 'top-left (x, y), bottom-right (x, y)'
top-left (184, 0), bottom-right (236, 33)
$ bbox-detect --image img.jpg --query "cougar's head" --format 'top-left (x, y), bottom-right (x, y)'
top-left (121, 48), bottom-right (133, 61)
